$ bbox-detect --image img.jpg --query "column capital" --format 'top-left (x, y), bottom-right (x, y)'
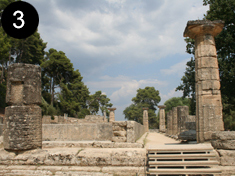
top-left (142, 107), bottom-right (149, 110)
top-left (184, 20), bottom-right (224, 39)
top-left (158, 105), bottom-right (166, 109)
top-left (108, 107), bottom-right (116, 111)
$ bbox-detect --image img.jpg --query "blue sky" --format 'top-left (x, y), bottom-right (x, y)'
top-left (25, 0), bottom-right (209, 121)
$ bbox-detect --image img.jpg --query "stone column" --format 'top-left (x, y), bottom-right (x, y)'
top-left (167, 110), bottom-right (173, 135)
top-left (4, 63), bottom-right (42, 151)
top-left (184, 20), bottom-right (224, 142)
top-left (177, 106), bottom-right (189, 134)
top-left (143, 108), bottom-right (149, 132)
top-left (172, 107), bottom-right (178, 135)
top-left (108, 107), bottom-right (116, 122)
top-left (158, 105), bottom-right (166, 133)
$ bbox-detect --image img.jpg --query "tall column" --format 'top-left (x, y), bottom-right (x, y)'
top-left (184, 20), bottom-right (224, 142)
top-left (108, 107), bottom-right (116, 122)
top-left (4, 63), bottom-right (42, 151)
top-left (167, 110), bottom-right (173, 135)
top-left (172, 107), bottom-right (178, 135)
top-left (143, 108), bottom-right (149, 132)
top-left (177, 106), bottom-right (189, 134)
top-left (158, 105), bottom-right (166, 133)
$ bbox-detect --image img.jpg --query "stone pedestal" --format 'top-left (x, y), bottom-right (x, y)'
top-left (108, 108), bottom-right (116, 122)
top-left (167, 110), bottom-right (173, 135)
top-left (177, 106), bottom-right (189, 134)
top-left (4, 63), bottom-right (42, 151)
top-left (172, 107), bottom-right (178, 135)
top-left (143, 108), bottom-right (149, 132)
top-left (158, 105), bottom-right (166, 133)
top-left (184, 20), bottom-right (224, 142)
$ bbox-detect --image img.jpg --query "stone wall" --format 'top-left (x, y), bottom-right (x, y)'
top-left (42, 123), bottom-right (113, 141)
top-left (112, 121), bottom-right (145, 143)
top-left (42, 115), bottom-right (107, 124)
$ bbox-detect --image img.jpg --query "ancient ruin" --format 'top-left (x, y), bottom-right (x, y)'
top-left (166, 110), bottom-right (172, 135)
top-left (108, 107), bottom-right (116, 122)
top-left (172, 106), bottom-right (178, 135)
top-left (184, 20), bottom-right (225, 142)
top-left (3, 63), bottom-right (42, 151)
top-left (142, 107), bottom-right (149, 132)
top-left (158, 105), bottom-right (166, 132)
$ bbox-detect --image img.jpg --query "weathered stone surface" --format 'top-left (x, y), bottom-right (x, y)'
top-left (212, 131), bottom-right (235, 140)
top-left (184, 20), bottom-right (225, 142)
top-left (172, 107), bottom-right (178, 135)
top-left (126, 121), bottom-right (145, 143)
top-left (185, 122), bottom-right (196, 130)
top-left (177, 106), bottom-right (189, 134)
top-left (211, 131), bottom-right (235, 150)
top-left (113, 131), bottom-right (126, 137)
top-left (108, 108), bottom-right (116, 122)
top-left (158, 105), bottom-right (166, 133)
top-left (4, 105), bottom-right (42, 150)
top-left (112, 125), bottom-right (126, 131)
top-left (0, 116), bottom-right (3, 124)
top-left (6, 63), bottom-right (41, 105)
top-left (142, 108), bottom-right (149, 132)
top-left (178, 130), bottom-right (196, 141)
top-left (43, 123), bottom-right (113, 141)
top-left (166, 110), bottom-right (172, 135)
top-left (0, 124), bottom-right (3, 136)
top-left (217, 150), bottom-right (235, 166)
top-left (112, 136), bottom-right (127, 142)
top-left (112, 121), bottom-right (126, 127)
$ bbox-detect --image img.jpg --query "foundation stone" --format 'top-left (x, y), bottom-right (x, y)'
top-left (3, 63), bottom-right (42, 151)
top-left (184, 20), bottom-right (224, 142)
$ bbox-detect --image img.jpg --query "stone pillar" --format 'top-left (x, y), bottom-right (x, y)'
top-left (167, 110), bottom-right (173, 135)
top-left (143, 108), bottom-right (149, 132)
top-left (177, 106), bottom-right (189, 134)
top-left (172, 107), bottom-right (178, 135)
top-left (108, 107), bottom-right (116, 122)
top-left (4, 63), bottom-right (42, 151)
top-left (158, 105), bottom-right (166, 133)
top-left (184, 20), bottom-right (224, 142)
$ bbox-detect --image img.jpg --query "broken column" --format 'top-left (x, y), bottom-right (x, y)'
top-left (4, 63), bottom-right (42, 150)
top-left (143, 107), bottom-right (149, 132)
top-left (184, 20), bottom-right (224, 142)
top-left (167, 110), bottom-right (173, 135)
top-left (177, 106), bottom-right (189, 134)
top-left (108, 107), bottom-right (116, 122)
top-left (158, 105), bottom-right (166, 133)
top-left (172, 107), bottom-right (178, 135)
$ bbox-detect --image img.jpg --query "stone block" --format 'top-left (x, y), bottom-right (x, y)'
top-left (195, 44), bottom-right (217, 58)
top-left (197, 57), bottom-right (218, 69)
top-left (197, 68), bottom-right (220, 81)
top-left (217, 150), bottom-right (235, 166)
top-left (113, 131), bottom-right (126, 137)
top-left (212, 131), bottom-right (235, 140)
top-left (178, 130), bottom-right (196, 141)
top-left (201, 80), bottom-right (220, 90)
top-left (112, 121), bottom-right (127, 127)
top-left (6, 63), bottom-right (41, 105)
top-left (112, 125), bottom-right (126, 131)
top-left (185, 122), bottom-right (196, 130)
top-left (112, 136), bottom-right (127, 142)
top-left (211, 140), bottom-right (235, 150)
top-left (4, 105), bottom-right (42, 150)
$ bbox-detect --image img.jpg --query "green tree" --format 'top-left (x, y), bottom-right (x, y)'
top-left (176, 57), bottom-right (196, 115)
top-left (164, 97), bottom-right (191, 115)
top-left (123, 86), bottom-right (161, 129)
top-left (87, 91), bottom-right (113, 116)
top-left (59, 70), bottom-right (91, 118)
top-left (41, 48), bottom-right (74, 106)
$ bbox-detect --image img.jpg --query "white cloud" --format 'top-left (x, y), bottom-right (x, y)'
top-left (160, 59), bottom-right (189, 76)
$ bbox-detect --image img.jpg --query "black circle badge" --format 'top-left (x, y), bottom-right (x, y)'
top-left (1, 1), bottom-right (39, 39)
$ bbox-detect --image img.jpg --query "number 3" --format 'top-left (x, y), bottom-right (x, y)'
top-left (13, 10), bottom-right (25, 29)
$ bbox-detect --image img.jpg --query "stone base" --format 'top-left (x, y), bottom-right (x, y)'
top-left (178, 130), bottom-right (196, 141)
top-left (4, 105), bottom-right (42, 151)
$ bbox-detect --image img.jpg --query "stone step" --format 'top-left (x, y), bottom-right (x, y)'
top-left (149, 160), bottom-right (219, 166)
top-left (147, 168), bottom-right (222, 174)
top-left (148, 153), bottom-right (216, 158)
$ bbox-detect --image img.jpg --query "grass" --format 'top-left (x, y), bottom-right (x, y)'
top-left (75, 148), bottom-right (84, 156)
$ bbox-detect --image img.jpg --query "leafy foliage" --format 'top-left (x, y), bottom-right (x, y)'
top-left (164, 97), bottom-right (191, 115)
top-left (123, 87), bottom-right (161, 129)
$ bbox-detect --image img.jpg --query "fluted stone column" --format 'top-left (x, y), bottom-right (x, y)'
top-left (177, 106), bottom-right (189, 134)
top-left (167, 110), bottom-right (173, 135)
top-left (143, 108), bottom-right (149, 132)
top-left (184, 20), bottom-right (224, 143)
top-left (108, 108), bottom-right (116, 122)
top-left (4, 63), bottom-right (42, 151)
top-left (158, 105), bottom-right (166, 133)
top-left (172, 107), bottom-right (178, 135)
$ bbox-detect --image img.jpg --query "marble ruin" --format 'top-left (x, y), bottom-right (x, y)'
top-left (158, 105), bottom-right (166, 132)
top-left (142, 107), bottom-right (149, 132)
top-left (108, 107), bottom-right (116, 122)
top-left (184, 20), bottom-right (225, 142)
top-left (4, 63), bottom-right (42, 151)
